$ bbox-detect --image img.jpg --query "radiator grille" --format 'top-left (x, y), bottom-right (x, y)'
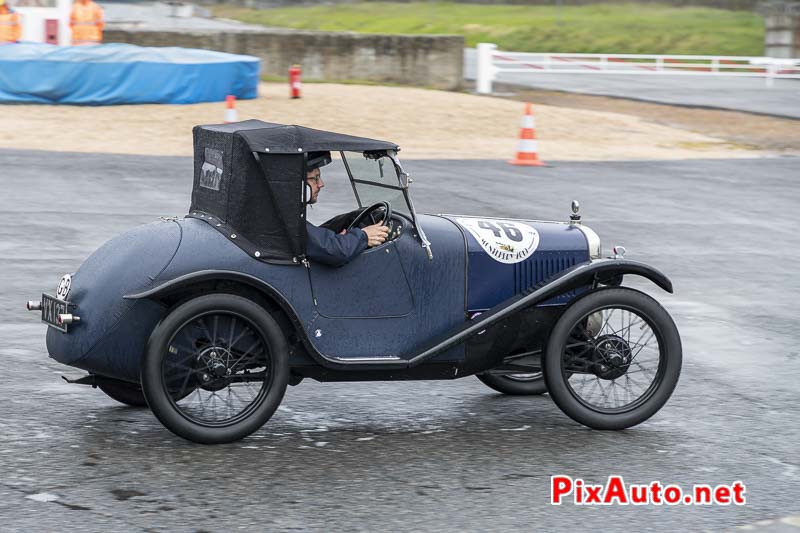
top-left (514, 252), bottom-right (581, 294)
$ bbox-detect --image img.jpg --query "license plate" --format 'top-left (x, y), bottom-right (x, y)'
top-left (41, 293), bottom-right (68, 333)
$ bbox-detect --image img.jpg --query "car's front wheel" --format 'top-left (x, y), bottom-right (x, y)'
top-left (141, 293), bottom-right (289, 444)
top-left (543, 287), bottom-right (681, 430)
top-left (476, 372), bottom-right (547, 395)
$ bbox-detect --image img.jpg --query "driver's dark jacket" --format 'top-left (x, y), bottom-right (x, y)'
top-left (305, 222), bottom-right (368, 267)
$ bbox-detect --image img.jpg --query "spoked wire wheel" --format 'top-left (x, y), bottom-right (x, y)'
top-left (544, 288), bottom-right (681, 430)
top-left (142, 294), bottom-right (288, 444)
top-left (564, 307), bottom-right (661, 412)
top-left (162, 312), bottom-right (272, 426)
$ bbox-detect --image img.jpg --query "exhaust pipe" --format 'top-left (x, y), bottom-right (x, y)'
top-left (27, 300), bottom-right (42, 311)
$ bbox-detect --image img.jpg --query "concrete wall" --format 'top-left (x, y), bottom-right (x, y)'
top-left (761, 2), bottom-right (800, 57)
top-left (103, 28), bottom-right (464, 89)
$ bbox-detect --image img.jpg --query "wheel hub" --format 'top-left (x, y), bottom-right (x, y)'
top-left (592, 334), bottom-right (632, 380)
top-left (197, 346), bottom-right (233, 390)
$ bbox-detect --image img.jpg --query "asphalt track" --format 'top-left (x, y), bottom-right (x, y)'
top-left (2, 149), bottom-right (799, 531)
top-left (464, 49), bottom-right (800, 119)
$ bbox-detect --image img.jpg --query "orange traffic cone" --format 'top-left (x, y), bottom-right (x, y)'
top-left (509, 103), bottom-right (545, 166)
top-left (224, 95), bottom-right (238, 123)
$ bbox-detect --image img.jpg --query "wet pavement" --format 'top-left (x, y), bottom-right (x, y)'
top-left (2, 149), bottom-right (799, 531)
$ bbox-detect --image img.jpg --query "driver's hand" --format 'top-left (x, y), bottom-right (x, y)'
top-left (363, 223), bottom-right (389, 247)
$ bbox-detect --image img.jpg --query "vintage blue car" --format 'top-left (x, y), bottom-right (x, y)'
top-left (28, 120), bottom-right (682, 444)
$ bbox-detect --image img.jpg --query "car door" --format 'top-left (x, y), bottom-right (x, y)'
top-left (308, 239), bottom-right (414, 319)
top-left (305, 235), bottom-right (417, 359)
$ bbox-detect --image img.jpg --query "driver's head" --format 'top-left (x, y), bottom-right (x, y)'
top-left (306, 151), bottom-right (332, 204)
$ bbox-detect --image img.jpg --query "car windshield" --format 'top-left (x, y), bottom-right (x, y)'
top-left (340, 150), bottom-right (432, 258)
top-left (341, 151), bottom-right (410, 215)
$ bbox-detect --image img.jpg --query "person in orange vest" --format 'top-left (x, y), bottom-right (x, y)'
top-left (0, 0), bottom-right (21, 44)
top-left (70, 0), bottom-right (103, 46)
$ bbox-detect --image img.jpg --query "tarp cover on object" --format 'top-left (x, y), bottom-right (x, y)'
top-left (0, 43), bottom-right (260, 104)
top-left (190, 120), bottom-right (399, 262)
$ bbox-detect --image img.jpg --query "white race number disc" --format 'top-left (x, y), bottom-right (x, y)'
top-left (456, 217), bottom-right (540, 264)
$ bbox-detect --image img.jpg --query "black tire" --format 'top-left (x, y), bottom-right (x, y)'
top-left (543, 287), bottom-right (681, 430)
top-left (141, 293), bottom-right (289, 444)
top-left (477, 372), bottom-right (548, 395)
top-left (98, 379), bottom-right (148, 407)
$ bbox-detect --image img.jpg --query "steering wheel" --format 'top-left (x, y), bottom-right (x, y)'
top-left (346, 201), bottom-right (393, 232)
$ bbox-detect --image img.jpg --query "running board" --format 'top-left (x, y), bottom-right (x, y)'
top-left (328, 356), bottom-right (403, 363)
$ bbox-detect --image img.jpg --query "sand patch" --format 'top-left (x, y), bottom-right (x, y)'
top-left (0, 82), bottom-right (763, 160)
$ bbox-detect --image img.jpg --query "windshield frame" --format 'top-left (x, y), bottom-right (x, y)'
top-left (340, 150), bottom-right (432, 259)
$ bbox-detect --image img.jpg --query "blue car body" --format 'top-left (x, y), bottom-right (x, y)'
top-left (46, 213), bottom-right (591, 381)
top-left (40, 120), bottom-right (671, 387)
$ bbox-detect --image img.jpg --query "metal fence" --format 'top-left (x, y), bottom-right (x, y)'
top-left (475, 43), bottom-right (800, 93)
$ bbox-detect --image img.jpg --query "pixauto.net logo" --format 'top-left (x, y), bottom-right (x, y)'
top-left (550, 476), bottom-right (746, 506)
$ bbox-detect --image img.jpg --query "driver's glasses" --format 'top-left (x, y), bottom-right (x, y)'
top-left (307, 170), bottom-right (322, 184)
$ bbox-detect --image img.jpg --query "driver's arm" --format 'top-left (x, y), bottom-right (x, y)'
top-left (306, 222), bottom-right (389, 267)
top-left (305, 222), bottom-right (369, 267)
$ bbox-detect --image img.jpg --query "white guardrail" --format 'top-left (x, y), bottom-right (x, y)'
top-left (475, 42), bottom-right (800, 93)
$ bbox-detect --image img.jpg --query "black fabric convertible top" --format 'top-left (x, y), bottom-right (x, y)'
top-left (204, 119), bottom-right (399, 154)
top-left (189, 120), bottom-right (399, 264)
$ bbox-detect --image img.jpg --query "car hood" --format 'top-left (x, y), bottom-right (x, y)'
top-left (437, 215), bottom-right (592, 311)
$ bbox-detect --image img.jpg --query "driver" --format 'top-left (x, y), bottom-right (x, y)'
top-left (305, 151), bottom-right (389, 267)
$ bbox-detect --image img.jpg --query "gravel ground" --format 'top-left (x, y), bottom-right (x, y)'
top-left (0, 82), bottom-right (766, 160)
top-left (502, 87), bottom-right (800, 154)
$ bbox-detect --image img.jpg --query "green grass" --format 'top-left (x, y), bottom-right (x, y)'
top-left (214, 2), bottom-right (763, 56)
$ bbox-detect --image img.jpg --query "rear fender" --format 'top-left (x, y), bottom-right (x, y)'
top-left (126, 270), bottom-right (287, 308)
top-left (125, 270), bottom-right (311, 352)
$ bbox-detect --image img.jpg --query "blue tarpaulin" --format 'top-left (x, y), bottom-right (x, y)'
top-left (0, 43), bottom-right (260, 105)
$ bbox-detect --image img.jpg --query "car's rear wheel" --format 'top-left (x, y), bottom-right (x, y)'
top-left (476, 372), bottom-right (547, 395)
top-left (543, 287), bottom-right (681, 430)
top-left (141, 293), bottom-right (288, 444)
top-left (98, 379), bottom-right (148, 407)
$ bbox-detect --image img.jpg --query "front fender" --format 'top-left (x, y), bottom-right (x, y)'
top-left (406, 258), bottom-right (671, 366)
top-left (552, 258), bottom-right (673, 295)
